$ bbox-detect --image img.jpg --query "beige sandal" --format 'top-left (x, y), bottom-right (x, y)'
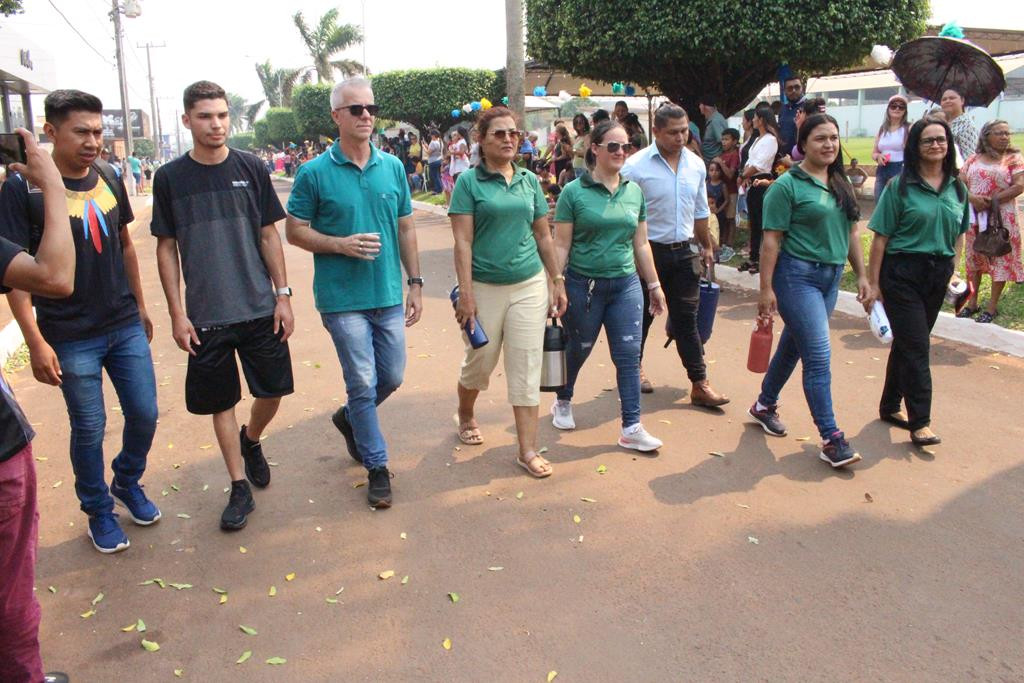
top-left (458, 426), bottom-right (483, 445)
top-left (517, 452), bottom-right (552, 478)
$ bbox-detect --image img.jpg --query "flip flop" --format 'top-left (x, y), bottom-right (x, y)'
top-left (516, 452), bottom-right (553, 478)
top-left (458, 427), bottom-right (483, 445)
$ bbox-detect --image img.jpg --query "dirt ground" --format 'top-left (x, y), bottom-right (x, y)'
top-left (12, 183), bottom-right (1023, 682)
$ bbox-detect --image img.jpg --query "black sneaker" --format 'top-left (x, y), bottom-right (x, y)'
top-left (240, 425), bottom-right (271, 488)
top-left (748, 402), bottom-right (787, 436)
top-left (221, 480), bottom-right (254, 530)
top-left (331, 406), bottom-right (362, 463)
top-left (819, 431), bottom-right (862, 469)
top-left (367, 466), bottom-right (393, 508)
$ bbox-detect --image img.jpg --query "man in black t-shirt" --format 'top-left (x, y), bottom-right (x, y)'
top-left (153, 81), bottom-right (294, 531)
top-left (0, 90), bottom-right (160, 556)
top-left (0, 128), bottom-right (75, 683)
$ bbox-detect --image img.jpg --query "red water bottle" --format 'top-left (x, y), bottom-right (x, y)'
top-left (747, 317), bottom-right (774, 373)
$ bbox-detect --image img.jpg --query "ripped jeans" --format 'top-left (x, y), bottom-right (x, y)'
top-left (557, 269), bottom-right (644, 428)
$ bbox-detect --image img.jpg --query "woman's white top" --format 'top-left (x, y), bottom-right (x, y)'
top-left (877, 127), bottom-right (907, 163)
top-left (745, 134), bottom-right (778, 174)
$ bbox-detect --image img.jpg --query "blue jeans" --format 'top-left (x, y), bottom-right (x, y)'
top-left (51, 323), bottom-right (158, 516)
top-left (757, 252), bottom-right (843, 440)
top-left (557, 270), bottom-right (644, 428)
top-left (428, 161), bottom-right (442, 193)
top-left (321, 305), bottom-right (406, 469)
top-left (873, 160), bottom-right (903, 202)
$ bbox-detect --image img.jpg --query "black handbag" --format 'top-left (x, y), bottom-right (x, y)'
top-left (974, 198), bottom-right (1012, 258)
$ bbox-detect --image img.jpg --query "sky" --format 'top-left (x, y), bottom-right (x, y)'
top-left (3, 0), bottom-right (1023, 138)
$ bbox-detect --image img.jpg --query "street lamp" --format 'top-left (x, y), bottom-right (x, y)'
top-left (110, 0), bottom-right (142, 157)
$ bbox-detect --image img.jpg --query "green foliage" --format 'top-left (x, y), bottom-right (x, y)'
top-left (228, 132), bottom-right (256, 151)
top-left (372, 68), bottom-right (498, 140)
top-left (293, 8), bottom-right (364, 83)
top-left (0, 0), bottom-right (23, 15)
top-left (559, 97), bottom-right (599, 119)
top-left (525, 0), bottom-right (928, 116)
top-left (132, 138), bottom-right (155, 158)
top-left (254, 61), bottom-right (306, 108)
top-left (292, 84), bottom-right (336, 141)
top-left (255, 108), bottom-right (300, 148)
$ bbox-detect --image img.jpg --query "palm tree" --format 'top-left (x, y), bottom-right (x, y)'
top-left (226, 93), bottom-right (266, 133)
top-left (292, 8), bottom-right (365, 83)
top-left (254, 61), bottom-right (305, 108)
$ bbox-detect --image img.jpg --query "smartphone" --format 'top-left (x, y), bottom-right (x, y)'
top-left (0, 133), bottom-right (26, 166)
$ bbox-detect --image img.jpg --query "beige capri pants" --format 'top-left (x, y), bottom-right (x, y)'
top-left (459, 270), bottom-right (549, 406)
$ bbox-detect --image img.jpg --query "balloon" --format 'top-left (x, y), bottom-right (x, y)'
top-left (611, 82), bottom-right (624, 94)
top-left (470, 101), bottom-right (482, 111)
top-left (462, 103), bottom-right (473, 113)
top-left (480, 98), bottom-right (493, 110)
top-left (533, 85), bottom-right (547, 97)
top-left (869, 44), bottom-right (894, 67)
top-left (579, 84), bottom-right (592, 98)
top-left (625, 85), bottom-right (636, 96)
top-left (501, 96), bottom-right (509, 105)
top-left (451, 109), bottom-right (461, 118)
top-left (557, 90), bottom-right (571, 101)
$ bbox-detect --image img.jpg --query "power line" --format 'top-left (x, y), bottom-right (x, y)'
top-left (46, 0), bottom-right (117, 68)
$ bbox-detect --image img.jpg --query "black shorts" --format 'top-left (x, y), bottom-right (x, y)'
top-left (185, 316), bottom-right (293, 415)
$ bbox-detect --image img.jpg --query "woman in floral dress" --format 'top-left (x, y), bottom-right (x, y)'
top-left (959, 119), bottom-right (1024, 323)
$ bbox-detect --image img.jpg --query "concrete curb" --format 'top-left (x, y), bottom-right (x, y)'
top-left (713, 265), bottom-right (1024, 358)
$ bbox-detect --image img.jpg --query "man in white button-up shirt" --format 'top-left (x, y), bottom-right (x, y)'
top-left (621, 103), bottom-right (729, 408)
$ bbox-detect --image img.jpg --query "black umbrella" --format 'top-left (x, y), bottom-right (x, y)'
top-left (891, 36), bottom-right (1005, 107)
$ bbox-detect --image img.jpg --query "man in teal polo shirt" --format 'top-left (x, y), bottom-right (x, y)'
top-left (285, 77), bottom-right (423, 508)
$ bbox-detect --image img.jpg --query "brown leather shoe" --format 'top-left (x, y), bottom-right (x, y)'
top-left (639, 366), bottom-right (653, 394)
top-left (690, 381), bottom-right (730, 408)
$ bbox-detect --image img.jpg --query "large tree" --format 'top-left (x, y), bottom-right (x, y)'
top-left (293, 8), bottom-right (365, 83)
top-left (226, 93), bottom-right (263, 134)
top-left (292, 84), bottom-right (336, 141)
top-left (254, 61), bottom-right (306, 108)
top-left (525, 0), bottom-right (928, 118)
top-left (372, 68), bottom-right (499, 141)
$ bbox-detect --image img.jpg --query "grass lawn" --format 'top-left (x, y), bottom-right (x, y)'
top-left (412, 190), bottom-right (446, 207)
top-left (841, 134), bottom-right (1024, 167)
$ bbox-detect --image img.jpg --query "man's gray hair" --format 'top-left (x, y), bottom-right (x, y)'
top-left (654, 103), bottom-right (688, 129)
top-left (330, 77), bottom-right (373, 109)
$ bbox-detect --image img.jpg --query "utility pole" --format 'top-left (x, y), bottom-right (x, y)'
top-left (505, 0), bottom-right (525, 120)
top-left (174, 109), bottom-right (182, 156)
top-left (111, 0), bottom-right (133, 157)
top-left (137, 41), bottom-right (166, 158)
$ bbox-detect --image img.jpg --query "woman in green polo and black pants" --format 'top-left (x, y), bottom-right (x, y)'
top-left (449, 106), bottom-right (567, 478)
top-left (868, 118), bottom-right (969, 447)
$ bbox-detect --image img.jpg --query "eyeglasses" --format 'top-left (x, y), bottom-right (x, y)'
top-left (888, 103), bottom-right (906, 110)
top-left (490, 128), bottom-right (522, 140)
top-left (597, 142), bottom-right (634, 154)
top-left (988, 130), bottom-right (1012, 137)
top-left (920, 136), bottom-right (948, 147)
top-left (335, 104), bottom-right (380, 117)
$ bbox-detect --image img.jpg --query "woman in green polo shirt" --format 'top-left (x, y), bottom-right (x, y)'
top-left (867, 118), bottom-right (969, 447)
top-left (448, 106), bottom-right (567, 478)
top-left (549, 120), bottom-right (667, 451)
top-left (750, 113), bottom-right (871, 469)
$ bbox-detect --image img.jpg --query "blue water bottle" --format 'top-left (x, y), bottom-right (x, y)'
top-left (450, 285), bottom-right (489, 349)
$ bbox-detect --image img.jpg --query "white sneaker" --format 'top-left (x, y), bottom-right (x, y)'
top-left (551, 400), bottom-right (575, 430)
top-left (618, 423), bottom-right (663, 452)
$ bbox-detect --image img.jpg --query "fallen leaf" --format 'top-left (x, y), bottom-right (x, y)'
top-left (239, 546), bottom-right (247, 554)
top-left (515, 491), bottom-right (524, 500)
top-left (239, 625), bottom-right (258, 636)
top-left (580, 497), bottom-right (597, 503)
top-left (442, 638), bottom-right (452, 650)
top-left (219, 594), bottom-right (228, 605)
top-left (174, 669), bottom-right (183, 678)
top-left (325, 597), bottom-right (338, 604)
top-left (537, 446), bottom-right (549, 454)
top-left (236, 651), bottom-right (252, 664)
top-left (864, 492), bottom-right (874, 503)
top-left (709, 451), bottom-right (725, 458)
top-left (199, 444), bottom-right (213, 450)
top-left (168, 583), bottom-right (192, 590)
top-left (52, 480), bottom-right (63, 488)
top-left (596, 464), bottom-right (607, 474)
top-left (121, 623), bottom-right (136, 632)
top-left (378, 570), bottom-right (395, 580)
top-left (352, 481), bottom-right (366, 489)
top-left (140, 639), bottom-right (160, 652)
top-left (80, 609), bottom-right (95, 619)
top-left (136, 618), bottom-right (146, 632)
top-left (400, 532), bottom-right (407, 540)
top-left (91, 592), bottom-right (104, 606)
top-left (401, 575), bottom-right (409, 585)
top-left (139, 578), bottom-right (166, 588)
top-left (335, 587), bottom-right (345, 595)
top-left (795, 436), bottom-right (810, 442)
top-left (573, 514), bottom-right (581, 524)
top-left (285, 572), bottom-right (296, 582)
top-left (548, 672), bottom-right (559, 682)
top-left (658, 419), bottom-right (672, 425)
top-left (212, 587), bottom-right (227, 594)
top-left (170, 484), bottom-right (180, 492)
top-left (268, 586), bottom-right (277, 597)
top-left (748, 536), bottom-right (760, 545)
top-left (448, 592), bottom-right (460, 603)
top-left (265, 657), bottom-right (287, 665)
top-left (736, 503), bottom-right (750, 509)
top-left (989, 365), bottom-right (1000, 370)
top-left (47, 586), bottom-right (57, 594)
top-left (35, 456), bottom-right (47, 462)
top-left (202, 484), bottom-right (209, 492)
top-left (161, 490), bottom-right (169, 497)
top-left (488, 566), bottom-right (503, 572)
top-left (176, 513), bottom-right (191, 519)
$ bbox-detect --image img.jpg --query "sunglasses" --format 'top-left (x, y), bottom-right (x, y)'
top-left (336, 104), bottom-right (380, 117)
top-left (920, 136), bottom-right (947, 147)
top-left (490, 128), bottom-right (522, 140)
top-left (597, 141), bottom-right (634, 154)
top-left (889, 103), bottom-right (906, 110)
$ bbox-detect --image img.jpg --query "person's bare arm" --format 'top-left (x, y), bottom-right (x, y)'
top-left (848, 223), bottom-right (873, 310)
top-left (450, 213), bottom-right (477, 331)
top-left (7, 291), bottom-right (61, 385)
top-left (285, 214), bottom-right (379, 257)
top-left (633, 220), bottom-right (666, 316)
top-left (868, 232), bottom-right (888, 306)
top-left (397, 213), bottom-right (422, 326)
top-left (259, 222), bottom-right (294, 341)
top-left (757, 230), bottom-right (783, 320)
top-left (551, 220), bottom-right (574, 274)
top-left (155, 235), bottom-right (200, 356)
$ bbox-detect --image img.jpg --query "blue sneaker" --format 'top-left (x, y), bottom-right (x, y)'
top-left (110, 479), bottom-right (161, 525)
top-left (87, 512), bottom-right (130, 554)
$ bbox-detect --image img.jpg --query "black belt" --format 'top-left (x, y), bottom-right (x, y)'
top-left (651, 240), bottom-right (692, 251)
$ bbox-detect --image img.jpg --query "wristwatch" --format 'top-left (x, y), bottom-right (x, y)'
top-left (275, 286), bottom-right (293, 297)
top-left (407, 277), bottom-right (424, 286)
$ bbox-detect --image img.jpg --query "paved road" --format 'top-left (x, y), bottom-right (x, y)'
top-left (15, 181), bottom-right (1023, 681)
